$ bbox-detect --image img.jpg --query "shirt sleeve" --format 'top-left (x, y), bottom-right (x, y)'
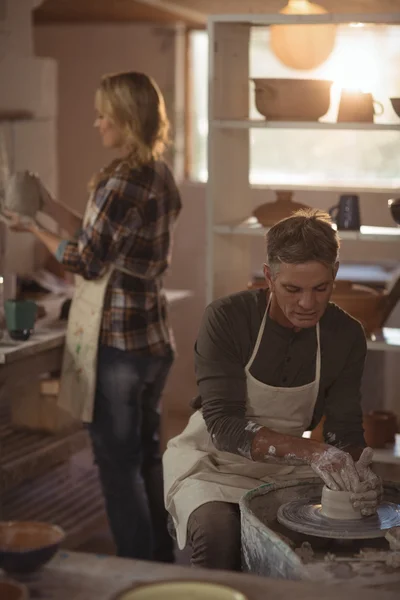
top-left (56, 175), bottom-right (143, 279)
top-left (195, 302), bottom-right (262, 459)
top-left (323, 321), bottom-right (367, 450)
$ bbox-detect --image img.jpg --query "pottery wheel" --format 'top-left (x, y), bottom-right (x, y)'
top-left (277, 499), bottom-right (400, 539)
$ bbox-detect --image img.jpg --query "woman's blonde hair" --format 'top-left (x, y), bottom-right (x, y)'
top-left (90, 71), bottom-right (170, 189)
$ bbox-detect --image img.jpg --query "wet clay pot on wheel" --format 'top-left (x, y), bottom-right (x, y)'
top-left (363, 411), bottom-right (398, 449)
top-left (252, 191), bottom-right (310, 227)
top-left (321, 486), bottom-right (362, 520)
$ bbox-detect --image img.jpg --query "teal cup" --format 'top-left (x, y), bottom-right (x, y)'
top-left (4, 299), bottom-right (37, 341)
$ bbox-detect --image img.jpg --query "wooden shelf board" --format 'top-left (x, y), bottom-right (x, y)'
top-left (212, 119), bottom-right (400, 131)
top-left (249, 182), bottom-right (400, 194)
top-left (372, 435), bottom-right (400, 465)
top-left (0, 110), bottom-right (34, 122)
top-left (213, 221), bottom-right (400, 242)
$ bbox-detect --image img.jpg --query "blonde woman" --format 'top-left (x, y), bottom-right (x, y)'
top-left (8, 72), bottom-right (182, 562)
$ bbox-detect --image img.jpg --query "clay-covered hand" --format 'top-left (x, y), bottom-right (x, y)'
top-left (309, 446), bottom-right (361, 492)
top-left (350, 447), bottom-right (383, 516)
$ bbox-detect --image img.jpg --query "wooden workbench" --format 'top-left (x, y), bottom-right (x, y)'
top-left (2, 550), bottom-right (398, 600)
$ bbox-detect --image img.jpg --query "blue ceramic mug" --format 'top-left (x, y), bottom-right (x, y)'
top-left (329, 195), bottom-right (361, 231)
top-left (4, 299), bottom-right (37, 341)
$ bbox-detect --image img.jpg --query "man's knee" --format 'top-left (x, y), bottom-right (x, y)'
top-left (187, 502), bottom-right (241, 570)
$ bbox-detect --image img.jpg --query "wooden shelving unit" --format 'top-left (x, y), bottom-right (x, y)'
top-left (206, 13), bottom-right (400, 355)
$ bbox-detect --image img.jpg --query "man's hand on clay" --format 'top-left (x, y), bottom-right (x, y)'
top-left (309, 446), bottom-right (361, 492)
top-left (350, 447), bottom-right (383, 516)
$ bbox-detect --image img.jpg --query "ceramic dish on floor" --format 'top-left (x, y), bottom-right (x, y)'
top-left (114, 580), bottom-right (247, 600)
top-left (0, 521), bottom-right (65, 574)
top-left (0, 579), bottom-right (29, 600)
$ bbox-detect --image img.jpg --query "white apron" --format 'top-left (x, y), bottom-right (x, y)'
top-left (163, 298), bottom-right (321, 549)
top-left (57, 196), bottom-right (140, 423)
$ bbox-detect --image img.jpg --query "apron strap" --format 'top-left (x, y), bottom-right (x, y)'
top-left (246, 294), bottom-right (321, 400)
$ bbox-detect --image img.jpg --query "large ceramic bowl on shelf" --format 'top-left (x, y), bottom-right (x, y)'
top-left (246, 277), bottom-right (400, 337)
top-left (252, 78), bottom-right (333, 121)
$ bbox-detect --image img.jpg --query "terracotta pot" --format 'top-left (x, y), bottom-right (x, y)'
top-left (252, 78), bottom-right (333, 121)
top-left (363, 411), bottom-right (398, 449)
top-left (0, 580), bottom-right (29, 600)
top-left (247, 275), bottom-right (400, 337)
top-left (331, 281), bottom-right (385, 335)
top-left (252, 191), bottom-right (310, 227)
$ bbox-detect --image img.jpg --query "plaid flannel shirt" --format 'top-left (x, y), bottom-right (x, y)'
top-left (56, 160), bottom-right (182, 354)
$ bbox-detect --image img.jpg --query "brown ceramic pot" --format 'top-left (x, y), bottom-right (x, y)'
top-left (363, 411), bottom-right (398, 449)
top-left (252, 191), bottom-right (310, 227)
top-left (0, 580), bottom-right (29, 600)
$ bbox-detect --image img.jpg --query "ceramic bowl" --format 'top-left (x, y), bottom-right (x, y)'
top-left (321, 486), bottom-right (362, 520)
top-left (0, 579), bottom-right (29, 600)
top-left (114, 580), bottom-right (247, 600)
top-left (2, 171), bottom-right (43, 219)
top-left (0, 521), bottom-right (65, 574)
top-left (388, 197), bottom-right (400, 225)
top-left (390, 97), bottom-right (400, 118)
top-left (252, 78), bottom-right (333, 121)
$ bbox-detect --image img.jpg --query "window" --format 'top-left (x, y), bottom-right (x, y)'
top-left (188, 25), bottom-right (400, 190)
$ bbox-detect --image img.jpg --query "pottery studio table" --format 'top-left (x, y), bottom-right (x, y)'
top-left (2, 550), bottom-right (399, 600)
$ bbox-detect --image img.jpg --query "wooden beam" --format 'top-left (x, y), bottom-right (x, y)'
top-left (166, 0), bottom-right (400, 15)
top-left (34, 0), bottom-right (202, 25)
top-left (135, 0), bottom-right (205, 24)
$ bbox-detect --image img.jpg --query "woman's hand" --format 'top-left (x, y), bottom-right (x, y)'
top-left (3, 209), bottom-right (35, 233)
top-left (309, 446), bottom-right (361, 492)
top-left (350, 447), bottom-right (383, 516)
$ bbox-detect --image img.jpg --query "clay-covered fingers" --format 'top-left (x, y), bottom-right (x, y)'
top-left (310, 447), bottom-right (361, 492)
top-left (351, 489), bottom-right (380, 515)
top-left (356, 447), bottom-right (374, 470)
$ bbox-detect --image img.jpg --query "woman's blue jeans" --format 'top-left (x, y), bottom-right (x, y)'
top-left (87, 344), bottom-right (174, 562)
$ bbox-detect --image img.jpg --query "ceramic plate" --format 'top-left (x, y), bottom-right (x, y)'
top-left (277, 499), bottom-right (400, 539)
top-left (115, 580), bottom-right (247, 600)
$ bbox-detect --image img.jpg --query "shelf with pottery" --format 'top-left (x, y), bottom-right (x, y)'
top-left (212, 120), bottom-right (400, 131)
top-left (206, 12), bottom-right (400, 308)
top-left (213, 218), bottom-right (400, 242)
top-left (372, 434), bottom-right (400, 466)
top-left (251, 183), bottom-right (400, 194)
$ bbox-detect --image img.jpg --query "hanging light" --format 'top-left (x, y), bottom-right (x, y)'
top-left (270, 0), bottom-right (337, 70)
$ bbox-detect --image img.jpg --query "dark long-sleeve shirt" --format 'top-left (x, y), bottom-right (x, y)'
top-left (193, 289), bottom-right (367, 457)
